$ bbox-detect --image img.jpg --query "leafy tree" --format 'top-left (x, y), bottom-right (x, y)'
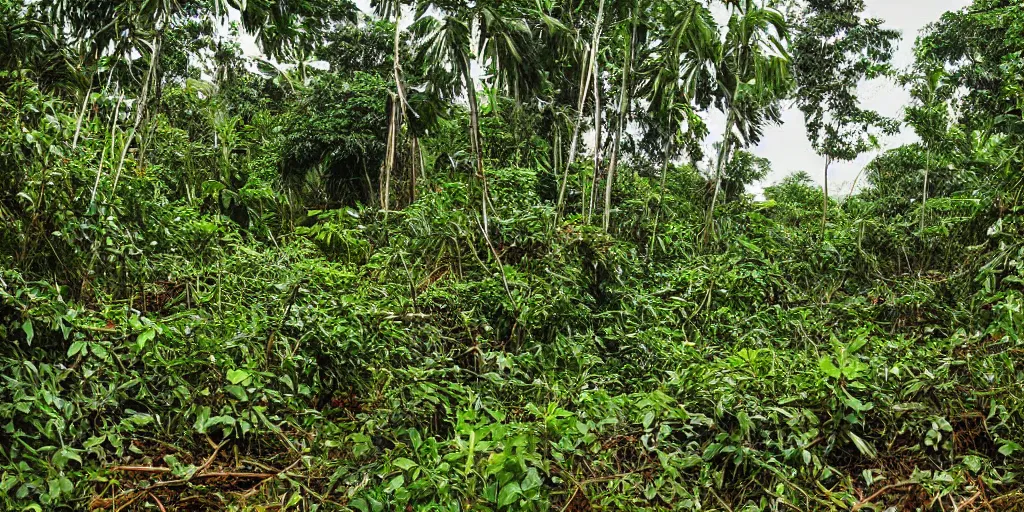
top-left (411, 0), bottom-right (544, 231)
top-left (721, 148), bottom-right (772, 202)
top-left (916, 0), bottom-right (1024, 134)
top-left (280, 73), bottom-right (392, 208)
top-left (792, 0), bottom-right (900, 229)
top-left (901, 65), bottom-right (959, 230)
top-left (640, 0), bottom-right (717, 243)
top-left (704, 0), bottom-right (792, 242)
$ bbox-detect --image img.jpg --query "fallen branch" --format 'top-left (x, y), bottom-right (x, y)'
top-left (148, 492), bottom-right (167, 512)
top-left (109, 466), bottom-right (172, 474)
top-left (190, 471), bottom-right (276, 480)
top-left (852, 481), bottom-right (919, 511)
top-left (107, 466), bottom-right (276, 483)
top-left (195, 440), bottom-right (228, 476)
top-left (958, 490), bottom-right (982, 510)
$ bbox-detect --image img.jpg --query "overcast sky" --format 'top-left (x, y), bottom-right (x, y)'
top-left (735, 0), bottom-right (971, 195)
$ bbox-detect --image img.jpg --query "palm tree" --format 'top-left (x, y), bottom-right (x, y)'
top-left (603, 0), bottom-right (640, 231)
top-left (411, 0), bottom-right (542, 232)
top-left (410, 0), bottom-right (547, 302)
top-left (46, 0), bottom-right (358, 203)
top-left (556, 0), bottom-right (605, 223)
top-left (641, 0), bottom-right (718, 249)
top-left (903, 66), bottom-right (953, 233)
top-left (372, 0), bottom-right (410, 211)
top-left (703, 0), bottom-right (791, 243)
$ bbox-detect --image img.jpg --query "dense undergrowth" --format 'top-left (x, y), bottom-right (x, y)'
top-left (3, 0), bottom-right (1024, 510)
top-left (5, 153), bottom-right (1024, 510)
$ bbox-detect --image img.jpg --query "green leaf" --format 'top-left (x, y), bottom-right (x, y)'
top-left (963, 455), bottom-right (983, 473)
top-left (349, 498), bottom-right (369, 512)
top-left (497, 481), bottom-right (522, 507)
top-left (22, 320), bottom-right (34, 345)
top-left (818, 357), bottom-right (841, 379)
top-left (67, 341), bottom-right (87, 357)
top-left (385, 474), bottom-right (405, 492)
top-left (226, 369), bottom-right (251, 385)
top-left (393, 457), bottom-right (418, 471)
top-left (847, 431), bottom-right (877, 459)
top-left (642, 411), bottom-right (655, 429)
top-left (847, 335), bottom-right (868, 353)
top-left (999, 441), bottom-right (1021, 457)
top-left (137, 328), bottom-right (156, 346)
top-left (521, 467), bottom-right (542, 492)
top-left (575, 420), bottom-right (590, 436)
top-left (224, 385), bottom-right (248, 401)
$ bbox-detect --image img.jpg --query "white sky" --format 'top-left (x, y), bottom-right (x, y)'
top-left (735, 0), bottom-right (971, 195)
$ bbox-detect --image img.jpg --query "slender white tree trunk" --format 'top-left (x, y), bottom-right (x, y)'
top-left (90, 89), bottom-right (123, 205)
top-left (921, 150), bottom-right (930, 234)
top-left (463, 62), bottom-right (490, 233)
top-left (604, 4), bottom-right (636, 231)
top-left (704, 112), bottom-right (735, 243)
top-left (587, 58), bottom-right (602, 224)
top-left (557, 0), bottom-right (605, 221)
top-left (822, 156), bottom-right (831, 231)
top-left (112, 35), bottom-right (161, 198)
top-left (72, 76), bottom-right (94, 149)
top-left (648, 134), bottom-right (674, 257)
top-left (381, 7), bottom-right (407, 212)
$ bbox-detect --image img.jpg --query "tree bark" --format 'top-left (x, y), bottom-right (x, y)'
top-left (557, 0), bottom-right (605, 222)
top-left (90, 89), bottom-right (123, 205)
top-left (410, 136), bottom-right (419, 202)
top-left (111, 34), bottom-right (161, 198)
top-left (381, 7), bottom-right (407, 212)
top-left (648, 134), bottom-right (673, 258)
top-left (604, 3), bottom-right (637, 232)
top-left (921, 150), bottom-right (930, 234)
top-left (822, 155), bottom-right (831, 232)
top-left (462, 60), bottom-right (490, 233)
top-left (587, 57), bottom-right (602, 225)
top-left (704, 112), bottom-right (735, 244)
top-left (381, 94), bottom-right (397, 210)
top-left (72, 74), bottom-right (94, 149)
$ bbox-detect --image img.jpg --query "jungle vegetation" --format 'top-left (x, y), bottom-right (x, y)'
top-left (2, 0), bottom-right (1024, 510)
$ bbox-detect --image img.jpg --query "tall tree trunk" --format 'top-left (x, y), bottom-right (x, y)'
top-left (648, 134), bottom-right (673, 258)
top-left (90, 89), bottom-right (123, 205)
top-left (410, 136), bottom-right (419, 202)
top-left (381, 7), bottom-right (407, 212)
top-left (462, 61), bottom-right (490, 233)
top-left (111, 34), bottom-right (161, 198)
top-left (822, 155), bottom-right (831, 232)
top-left (557, 46), bottom-right (591, 218)
top-left (381, 94), bottom-right (397, 210)
top-left (72, 74), bottom-right (94, 149)
top-left (556, 0), bottom-right (605, 222)
top-left (587, 58), bottom-right (602, 225)
top-left (463, 58), bottom-right (514, 304)
top-left (704, 111), bottom-right (735, 244)
top-left (921, 150), bottom-right (930, 234)
top-left (604, 3), bottom-right (637, 231)
top-left (417, 136), bottom-right (427, 186)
